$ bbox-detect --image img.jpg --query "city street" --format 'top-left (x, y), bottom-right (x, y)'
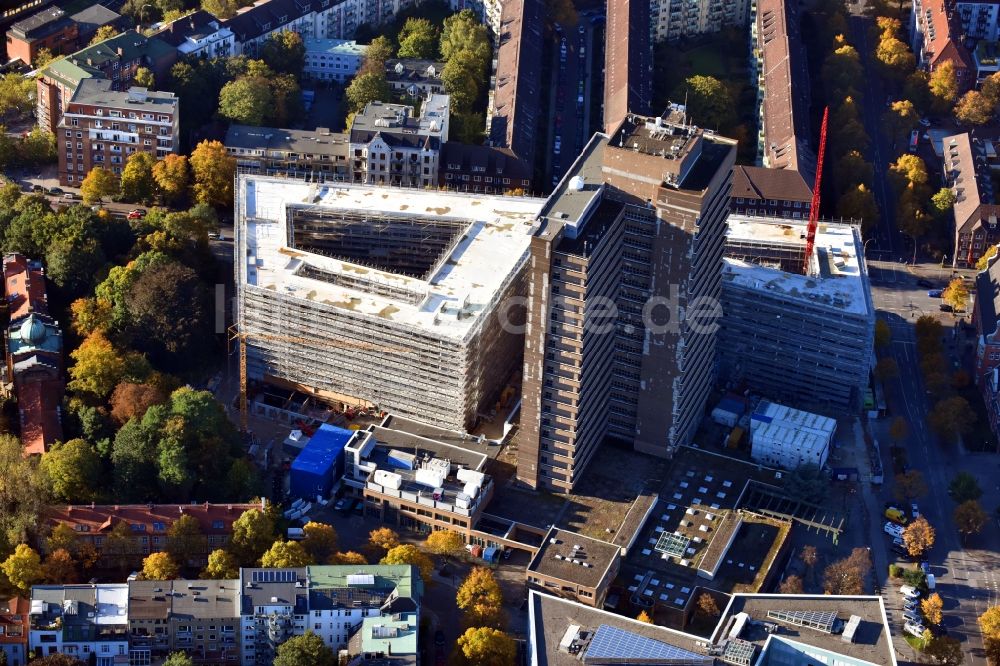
top-left (868, 260), bottom-right (1000, 665)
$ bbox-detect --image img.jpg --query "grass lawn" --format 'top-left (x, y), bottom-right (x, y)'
top-left (904, 634), bottom-right (926, 651)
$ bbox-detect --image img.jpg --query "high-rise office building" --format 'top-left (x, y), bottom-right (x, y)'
top-left (518, 107), bottom-right (736, 492)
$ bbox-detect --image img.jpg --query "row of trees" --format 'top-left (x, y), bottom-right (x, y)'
top-left (981, 605), bottom-right (1000, 664)
top-left (914, 316), bottom-right (979, 443)
top-left (344, 10), bottom-right (491, 142)
top-left (80, 139), bottom-right (235, 208)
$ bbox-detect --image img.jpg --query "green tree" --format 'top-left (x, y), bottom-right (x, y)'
top-left (822, 37), bottom-right (863, 101)
top-left (301, 522), bottom-right (338, 564)
top-left (68, 331), bottom-right (127, 398)
top-left (903, 516), bottom-right (935, 558)
top-left (954, 500), bottom-right (988, 541)
top-left (33, 47), bottom-right (56, 69)
top-left (874, 357), bottom-right (899, 381)
top-left (80, 166), bottom-right (119, 204)
top-left (152, 153), bottom-right (189, 203)
top-left (924, 635), bottom-right (964, 666)
top-left (783, 463), bottom-right (829, 504)
top-left (39, 439), bottom-right (101, 503)
top-left (1, 544), bottom-right (42, 593)
top-left (103, 519), bottom-right (140, 572)
top-left (261, 30), bottom-right (305, 76)
top-left (18, 128), bottom-right (56, 165)
top-left (903, 70), bottom-right (933, 114)
top-left (201, 0), bottom-right (238, 19)
top-left (0, 435), bottom-right (49, 551)
top-left (949, 472), bottom-right (983, 503)
top-left (929, 62), bottom-right (959, 113)
top-left (677, 75), bottom-right (735, 130)
top-left (201, 548), bottom-right (239, 579)
top-left (345, 71), bottom-right (390, 113)
top-left (380, 544), bottom-right (434, 583)
top-left (120, 151), bottom-right (157, 204)
top-left (260, 540), bottom-right (312, 568)
top-left (162, 653), bottom-right (193, 666)
top-left (166, 514), bottom-right (207, 565)
top-left (894, 470), bottom-right (928, 501)
top-left (218, 77), bottom-right (273, 126)
top-left (882, 99), bottom-right (919, 145)
top-left (397, 17), bottom-right (438, 59)
top-left (89, 25), bottom-right (119, 45)
top-left (896, 184), bottom-right (932, 238)
top-left (190, 140), bottom-right (236, 207)
top-left (361, 35), bottom-right (395, 74)
top-left (833, 150), bottom-right (874, 191)
top-left (273, 632), bottom-right (335, 666)
top-left (441, 56), bottom-right (480, 111)
top-left (955, 89), bottom-right (994, 125)
top-left (125, 260), bottom-right (209, 357)
top-left (929, 397), bottom-right (977, 443)
top-left (836, 183), bottom-right (879, 231)
top-left (47, 523), bottom-right (78, 554)
top-left (134, 67), bottom-right (155, 90)
top-left (932, 187), bottom-right (957, 218)
top-left (874, 319), bottom-right (892, 348)
top-left (231, 507), bottom-right (277, 565)
top-left (454, 627), bottom-right (516, 666)
top-left (943, 277), bottom-right (969, 311)
top-left (457, 566), bottom-right (505, 627)
top-left (0, 73), bottom-right (36, 121)
top-left (141, 552), bottom-right (180, 580)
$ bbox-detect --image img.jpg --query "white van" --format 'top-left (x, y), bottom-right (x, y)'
top-left (904, 621), bottom-right (926, 638)
top-left (884, 522), bottom-right (904, 538)
top-left (900, 584), bottom-right (920, 599)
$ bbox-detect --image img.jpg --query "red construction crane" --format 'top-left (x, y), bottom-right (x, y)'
top-left (804, 106), bottom-right (829, 275)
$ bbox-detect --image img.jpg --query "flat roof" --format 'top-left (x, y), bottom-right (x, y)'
top-left (225, 124), bottom-right (349, 156)
top-left (67, 79), bottom-right (177, 114)
top-left (724, 216), bottom-right (870, 316)
top-left (240, 176), bottom-right (545, 341)
top-left (528, 527), bottom-right (620, 590)
top-left (304, 37), bottom-right (367, 56)
top-left (291, 423), bottom-right (353, 476)
top-left (529, 591), bottom-right (709, 666)
top-left (713, 595), bottom-right (895, 666)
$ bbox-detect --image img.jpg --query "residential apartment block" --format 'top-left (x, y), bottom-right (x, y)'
top-left (226, 124), bottom-right (352, 180)
top-left (975, 249), bottom-right (1000, 381)
top-left (650, 0), bottom-right (749, 43)
top-left (604, 0), bottom-right (652, 132)
top-left (386, 58), bottom-right (445, 98)
top-left (0, 597), bottom-right (29, 666)
top-left (944, 132), bottom-right (1000, 267)
top-left (57, 80), bottom-right (179, 186)
top-left (517, 108), bottom-right (737, 492)
top-left (238, 565), bottom-right (420, 665)
top-left (153, 10), bottom-right (235, 59)
top-left (41, 502), bottom-right (264, 568)
top-left (303, 38), bottom-right (366, 82)
top-left (0, 0), bottom-right (55, 61)
top-left (3, 253), bottom-right (63, 456)
top-left (348, 96), bottom-right (448, 187)
top-left (958, 0), bottom-right (1000, 40)
top-left (7, 6), bottom-right (78, 65)
top-left (127, 579), bottom-right (241, 664)
top-left (750, 0), bottom-right (815, 186)
top-left (730, 165), bottom-right (813, 219)
top-left (36, 29), bottom-right (177, 134)
top-left (720, 215), bottom-right (874, 409)
top-left (29, 585), bottom-right (129, 666)
top-left (911, 0), bottom-right (974, 88)
top-left (488, 0), bottom-right (543, 181)
top-left (439, 142), bottom-right (533, 194)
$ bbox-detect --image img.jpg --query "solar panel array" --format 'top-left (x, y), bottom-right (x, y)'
top-left (583, 624), bottom-right (711, 665)
top-left (722, 639), bottom-right (756, 666)
top-left (346, 573), bottom-right (376, 586)
top-left (252, 570), bottom-right (298, 583)
top-left (767, 609), bottom-right (839, 634)
top-left (654, 531), bottom-right (691, 557)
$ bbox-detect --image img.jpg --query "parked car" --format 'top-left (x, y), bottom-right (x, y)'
top-left (903, 610), bottom-right (923, 624)
top-left (891, 543), bottom-right (908, 557)
top-left (63, 192), bottom-right (75, 200)
top-left (884, 522), bottom-right (904, 538)
top-left (919, 118), bottom-right (931, 127)
top-left (928, 289), bottom-right (943, 298)
top-left (47, 187), bottom-right (63, 195)
top-left (911, 503), bottom-right (920, 519)
top-left (900, 585), bottom-right (921, 599)
top-left (940, 303), bottom-right (954, 313)
top-left (904, 622), bottom-right (926, 638)
top-left (903, 599), bottom-right (919, 612)
top-left (920, 561), bottom-right (931, 575)
top-left (127, 208), bottom-right (146, 220)
top-left (31, 184), bottom-right (43, 193)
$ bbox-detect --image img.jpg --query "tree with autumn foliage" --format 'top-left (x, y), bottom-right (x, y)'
top-left (456, 567), bottom-right (504, 628)
top-left (903, 516), bottom-right (936, 558)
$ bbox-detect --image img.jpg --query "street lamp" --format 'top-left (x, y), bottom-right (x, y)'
top-left (138, 3), bottom-right (154, 30)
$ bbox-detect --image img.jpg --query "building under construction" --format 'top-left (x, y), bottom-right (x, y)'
top-left (719, 215), bottom-right (874, 409)
top-left (234, 175), bottom-right (545, 432)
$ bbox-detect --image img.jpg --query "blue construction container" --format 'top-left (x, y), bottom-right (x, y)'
top-left (289, 424), bottom-right (353, 499)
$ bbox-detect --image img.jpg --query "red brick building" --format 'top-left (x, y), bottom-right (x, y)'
top-left (0, 597), bottom-right (29, 666)
top-left (57, 79), bottom-right (179, 186)
top-left (4, 6), bottom-right (75, 66)
top-left (43, 502), bottom-right (266, 567)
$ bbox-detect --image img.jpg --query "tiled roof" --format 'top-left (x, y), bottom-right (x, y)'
top-left (755, 0), bottom-right (815, 182)
top-left (223, 0), bottom-right (311, 41)
top-left (731, 165), bottom-right (812, 203)
top-left (152, 9), bottom-right (218, 47)
top-left (18, 378), bottom-right (65, 455)
top-left (44, 502), bottom-right (264, 534)
top-left (69, 4), bottom-right (122, 36)
top-left (67, 29), bottom-right (174, 70)
top-left (3, 253), bottom-right (48, 321)
top-left (920, 0), bottom-right (974, 72)
top-left (489, 0), bottom-right (543, 163)
top-left (0, 596), bottom-right (29, 645)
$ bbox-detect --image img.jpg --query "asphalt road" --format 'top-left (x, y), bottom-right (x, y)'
top-left (869, 260), bottom-right (1000, 665)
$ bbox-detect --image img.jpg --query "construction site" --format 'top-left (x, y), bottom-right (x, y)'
top-left (234, 175), bottom-right (546, 432)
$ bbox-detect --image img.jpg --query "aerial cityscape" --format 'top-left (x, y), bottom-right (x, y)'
top-left (0, 0), bottom-right (995, 664)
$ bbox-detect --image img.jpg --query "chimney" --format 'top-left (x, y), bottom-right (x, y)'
top-left (116, 47), bottom-right (124, 56)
